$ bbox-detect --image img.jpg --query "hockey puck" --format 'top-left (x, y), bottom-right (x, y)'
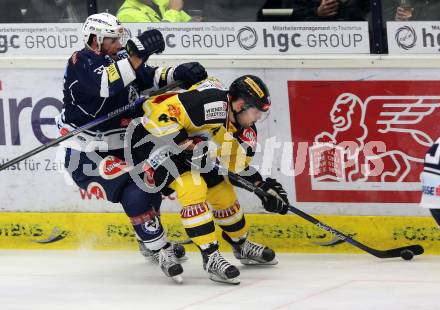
top-left (400, 249), bottom-right (414, 261)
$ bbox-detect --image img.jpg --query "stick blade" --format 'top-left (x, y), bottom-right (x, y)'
top-left (377, 244), bottom-right (424, 258)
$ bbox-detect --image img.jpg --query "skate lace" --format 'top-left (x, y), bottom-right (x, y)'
top-left (242, 240), bottom-right (264, 258)
top-left (150, 244), bottom-right (179, 264)
top-left (151, 251), bottom-right (160, 264)
top-left (159, 247), bottom-right (178, 267)
top-left (206, 251), bottom-right (231, 274)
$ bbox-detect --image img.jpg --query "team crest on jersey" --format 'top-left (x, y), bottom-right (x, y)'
top-left (239, 128), bottom-right (257, 150)
top-left (167, 104), bottom-right (181, 120)
top-left (142, 217), bottom-right (161, 235)
top-left (99, 156), bottom-right (129, 180)
top-left (204, 101), bottom-right (227, 121)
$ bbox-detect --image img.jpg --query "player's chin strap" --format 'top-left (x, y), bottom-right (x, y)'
top-left (187, 158), bottom-right (424, 260)
top-left (228, 94), bottom-right (266, 130)
top-left (228, 93), bottom-right (247, 130)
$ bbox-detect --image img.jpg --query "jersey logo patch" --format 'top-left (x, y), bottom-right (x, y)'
top-left (146, 146), bottom-right (172, 170)
top-left (142, 217), bottom-right (161, 235)
top-left (204, 101), bottom-right (227, 121)
top-left (422, 184), bottom-right (440, 197)
top-left (180, 203), bottom-right (208, 219)
top-left (85, 182), bottom-right (107, 200)
top-left (212, 202), bottom-right (240, 219)
top-left (420, 172), bottom-right (440, 207)
top-left (167, 104), bottom-right (181, 120)
top-left (240, 127), bottom-right (257, 150)
top-left (106, 64), bottom-right (120, 83)
top-left (99, 156), bottom-right (129, 180)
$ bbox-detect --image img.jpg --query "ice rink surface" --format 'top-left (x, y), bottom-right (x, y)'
top-left (0, 250), bottom-right (438, 310)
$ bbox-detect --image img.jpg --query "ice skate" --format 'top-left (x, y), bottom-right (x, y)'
top-left (153, 244), bottom-right (184, 284)
top-left (138, 240), bottom-right (187, 263)
top-left (223, 232), bottom-right (278, 265)
top-left (202, 243), bottom-right (240, 285)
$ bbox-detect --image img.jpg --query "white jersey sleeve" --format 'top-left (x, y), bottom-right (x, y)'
top-left (421, 137), bottom-right (440, 208)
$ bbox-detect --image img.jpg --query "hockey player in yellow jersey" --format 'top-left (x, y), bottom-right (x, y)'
top-left (137, 75), bottom-right (290, 284)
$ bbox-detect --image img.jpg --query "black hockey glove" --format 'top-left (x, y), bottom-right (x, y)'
top-left (126, 29), bottom-right (165, 62)
top-left (173, 62), bottom-right (207, 89)
top-left (256, 178), bottom-right (289, 215)
top-left (182, 136), bottom-right (213, 172)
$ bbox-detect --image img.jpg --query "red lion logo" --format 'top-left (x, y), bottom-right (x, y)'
top-left (312, 93), bottom-right (440, 190)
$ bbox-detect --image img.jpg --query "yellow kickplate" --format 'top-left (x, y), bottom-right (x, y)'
top-left (0, 213), bottom-right (438, 254)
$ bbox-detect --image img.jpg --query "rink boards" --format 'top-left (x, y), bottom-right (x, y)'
top-left (2, 57), bottom-right (440, 254)
top-left (2, 64), bottom-right (440, 216)
top-left (0, 212), bottom-right (438, 254)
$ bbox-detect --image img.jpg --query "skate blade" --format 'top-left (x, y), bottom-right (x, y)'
top-left (172, 275), bottom-right (183, 284)
top-left (239, 258), bottom-right (278, 266)
top-left (209, 274), bottom-right (240, 285)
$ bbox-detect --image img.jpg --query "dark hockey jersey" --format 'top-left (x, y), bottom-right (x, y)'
top-left (56, 48), bottom-right (175, 151)
top-left (421, 137), bottom-right (440, 208)
top-left (424, 138), bottom-right (440, 176)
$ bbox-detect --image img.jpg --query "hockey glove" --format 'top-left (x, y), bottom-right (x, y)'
top-left (126, 29), bottom-right (165, 63)
top-left (256, 178), bottom-right (289, 215)
top-left (173, 62), bottom-right (207, 89)
top-left (181, 136), bottom-right (213, 171)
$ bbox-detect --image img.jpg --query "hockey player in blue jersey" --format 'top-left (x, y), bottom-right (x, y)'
top-left (421, 138), bottom-right (440, 227)
top-left (56, 12), bottom-right (207, 283)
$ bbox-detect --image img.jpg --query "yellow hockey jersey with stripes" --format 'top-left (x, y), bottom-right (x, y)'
top-left (141, 77), bottom-right (257, 173)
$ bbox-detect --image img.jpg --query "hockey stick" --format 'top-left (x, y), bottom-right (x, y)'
top-left (0, 81), bottom-right (183, 172)
top-left (207, 161), bottom-right (424, 260)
